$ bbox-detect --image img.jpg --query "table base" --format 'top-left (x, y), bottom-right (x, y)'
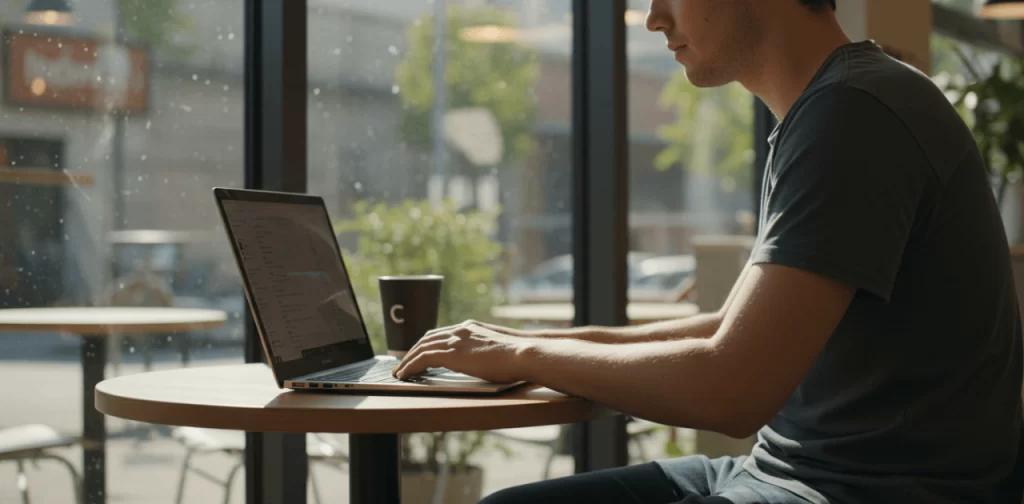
top-left (349, 433), bottom-right (400, 504)
top-left (82, 334), bottom-right (107, 504)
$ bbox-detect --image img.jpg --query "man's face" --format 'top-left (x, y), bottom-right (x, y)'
top-left (646, 0), bottom-right (762, 87)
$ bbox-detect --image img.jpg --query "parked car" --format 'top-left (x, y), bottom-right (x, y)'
top-left (506, 252), bottom-right (695, 303)
top-left (630, 255), bottom-right (696, 302)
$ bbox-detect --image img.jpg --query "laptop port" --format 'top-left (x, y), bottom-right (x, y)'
top-left (309, 383), bottom-right (319, 388)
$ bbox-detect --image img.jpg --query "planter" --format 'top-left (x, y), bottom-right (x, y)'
top-left (401, 465), bottom-right (484, 504)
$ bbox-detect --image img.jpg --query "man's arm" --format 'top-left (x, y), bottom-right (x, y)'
top-left (513, 263), bottom-right (852, 437)
top-left (468, 262), bottom-right (754, 344)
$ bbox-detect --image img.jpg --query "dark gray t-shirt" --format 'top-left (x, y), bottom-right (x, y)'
top-left (742, 41), bottom-right (1023, 503)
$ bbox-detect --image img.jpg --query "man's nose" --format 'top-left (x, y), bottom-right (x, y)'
top-left (645, 2), bottom-right (669, 33)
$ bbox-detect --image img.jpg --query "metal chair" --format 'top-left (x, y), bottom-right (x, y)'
top-left (171, 427), bottom-right (347, 504)
top-left (0, 424), bottom-right (83, 504)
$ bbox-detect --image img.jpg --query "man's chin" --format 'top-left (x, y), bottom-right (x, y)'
top-left (682, 67), bottom-right (732, 89)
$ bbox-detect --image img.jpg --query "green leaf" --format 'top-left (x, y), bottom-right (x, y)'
top-left (655, 70), bottom-right (754, 186)
top-left (664, 439), bottom-right (684, 458)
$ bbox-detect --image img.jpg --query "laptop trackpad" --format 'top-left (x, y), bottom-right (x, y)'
top-left (411, 368), bottom-right (511, 387)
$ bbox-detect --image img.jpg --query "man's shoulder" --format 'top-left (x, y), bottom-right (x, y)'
top-left (785, 49), bottom-right (975, 183)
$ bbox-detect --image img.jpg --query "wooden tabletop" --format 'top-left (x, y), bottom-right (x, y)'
top-left (0, 167), bottom-right (95, 186)
top-left (96, 364), bottom-right (617, 434)
top-left (491, 302), bottom-right (700, 324)
top-left (0, 307), bottom-right (227, 334)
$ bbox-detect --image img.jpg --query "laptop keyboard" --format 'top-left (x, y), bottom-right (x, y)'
top-left (316, 360), bottom-right (446, 384)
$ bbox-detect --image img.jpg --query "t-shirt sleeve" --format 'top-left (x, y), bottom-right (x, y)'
top-left (751, 85), bottom-right (931, 302)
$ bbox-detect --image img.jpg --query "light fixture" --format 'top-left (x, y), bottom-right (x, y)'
top-left (980, 0), bottom-right (1024, 19)
top-left (624, 9), bottom-right (647, 26)
top-left (30, 78), bottom-right (47, 96)
top-left (24, 0), bottom-right (75, 26)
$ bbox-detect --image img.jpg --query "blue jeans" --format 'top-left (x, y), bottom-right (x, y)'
top-left (479, 456), bottom-right (809, 504)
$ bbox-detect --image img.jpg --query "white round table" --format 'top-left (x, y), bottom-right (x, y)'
top-left (0, 307), bottom-right (227, 504)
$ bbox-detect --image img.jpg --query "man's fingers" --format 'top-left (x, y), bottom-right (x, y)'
top-left (394, 337), bottom-right (458, 377)
top-left (395, 349), bottom-right (455, 380)
top-left (423, 320), bottom-right (481, 339)
top-left (422, 323), bottom-right (461, 340)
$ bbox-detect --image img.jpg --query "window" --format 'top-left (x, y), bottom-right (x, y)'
top-left (0, 0), bottom-right (245, 502)
top-left (625, 0), bottom-right (757, 463)
top-left (307, 0), bottom-right (575, 499)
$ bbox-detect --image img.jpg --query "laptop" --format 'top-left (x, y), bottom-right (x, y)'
top-left (213, 187), bottom-right (526, 395)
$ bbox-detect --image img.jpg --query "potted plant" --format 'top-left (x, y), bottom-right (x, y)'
top-left (335, 199), bottom-right (506, 503)
top-left (937, 45), bottom-right (1024, 236)
top-left (935, 43), bottom-right (1024, 344)
top-left (398, 431), bottom-right (512, 504)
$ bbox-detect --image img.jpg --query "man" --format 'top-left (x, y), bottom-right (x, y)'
top-left (394, 1), bottom-right (1024, 502)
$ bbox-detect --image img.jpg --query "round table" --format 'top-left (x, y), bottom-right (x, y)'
top-left (96, 363), bottom-right (616, 504)
top-left (491, 302), bottom-right (700, 326)
top-left (0, 307), bottom-right (227, 504)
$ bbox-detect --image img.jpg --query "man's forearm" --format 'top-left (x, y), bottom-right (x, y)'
top-left (516, 336), bottom-right (754, 437)
top-left (545, 313), bottom-right (722, 344)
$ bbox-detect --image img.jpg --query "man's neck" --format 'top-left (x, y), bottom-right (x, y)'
top-left (739, 15), bottom-right (852, 121)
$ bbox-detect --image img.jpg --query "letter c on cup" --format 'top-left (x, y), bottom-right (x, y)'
top-left (390, 304), bottom-right (405, 324)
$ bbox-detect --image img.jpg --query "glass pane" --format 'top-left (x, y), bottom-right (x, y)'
top-left (0, 0), bottom-right (245, 502)
top-left (308, 0), bottom-right (573, 500)
top-left (626, 0), bottom-right (757, 464)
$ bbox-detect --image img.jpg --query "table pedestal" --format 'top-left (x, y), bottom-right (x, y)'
top-left (349, 433), bottom-right (400, 504)
top-left (81, 334), bottom-right (107, 504)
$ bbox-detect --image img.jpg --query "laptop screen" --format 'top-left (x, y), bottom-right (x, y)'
top-left (219, 196), bottom-right (371, 371)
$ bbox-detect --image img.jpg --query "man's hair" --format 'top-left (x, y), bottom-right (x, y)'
top-left (800, 0), bottom-right (837, 11)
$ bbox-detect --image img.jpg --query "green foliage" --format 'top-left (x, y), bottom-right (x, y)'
top-left (334, 199), bottom-right (506, 473)
top-left (395, 6), bottom-right (540, 168)
top-left (116, 0), bottom-right (196, 60)
top-left (336, 199), bottom-right (503, 353)
top-left (931, 35), bottom-right (968, 78)
top-left (655, 74), bottom-right (754, 192)
top-left (940, 44), bottom-right (1024, 204)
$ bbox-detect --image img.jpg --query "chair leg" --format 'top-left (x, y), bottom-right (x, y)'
top-left (222, 461), bottom-right (244, 504)
top-left (15, 459), bottom-right (31, 504)
top-left (110, 333), bottom-right (123, 377)
top-left (309, 461), bottom-right (324, 504)
top-left (541, 446), bottom-right (558, 481)
top-left (175, 449), bottom-right (195, 504)
top-left (636, 436), bottom-right (649, 463)
top-left (542, 433), bottom-right (564, 480)
top-left (178, 333), bottom-right (191, 367)
top-left (141, 334), bottom-right (153, 373)
top-left (36, 454), bottom-right (84, 504)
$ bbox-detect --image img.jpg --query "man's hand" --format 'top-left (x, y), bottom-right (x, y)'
top-left (421, 319), bottom-right (539, 340)
top-left (393, 322), bottom-right (531, 384)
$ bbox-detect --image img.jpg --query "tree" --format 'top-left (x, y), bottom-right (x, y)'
top-left (395, 6), bottom-right (540, 201)
top-left (116, 0), bottom-right (196, 61)
top-left (655, 73), bottom-right (754, 193)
